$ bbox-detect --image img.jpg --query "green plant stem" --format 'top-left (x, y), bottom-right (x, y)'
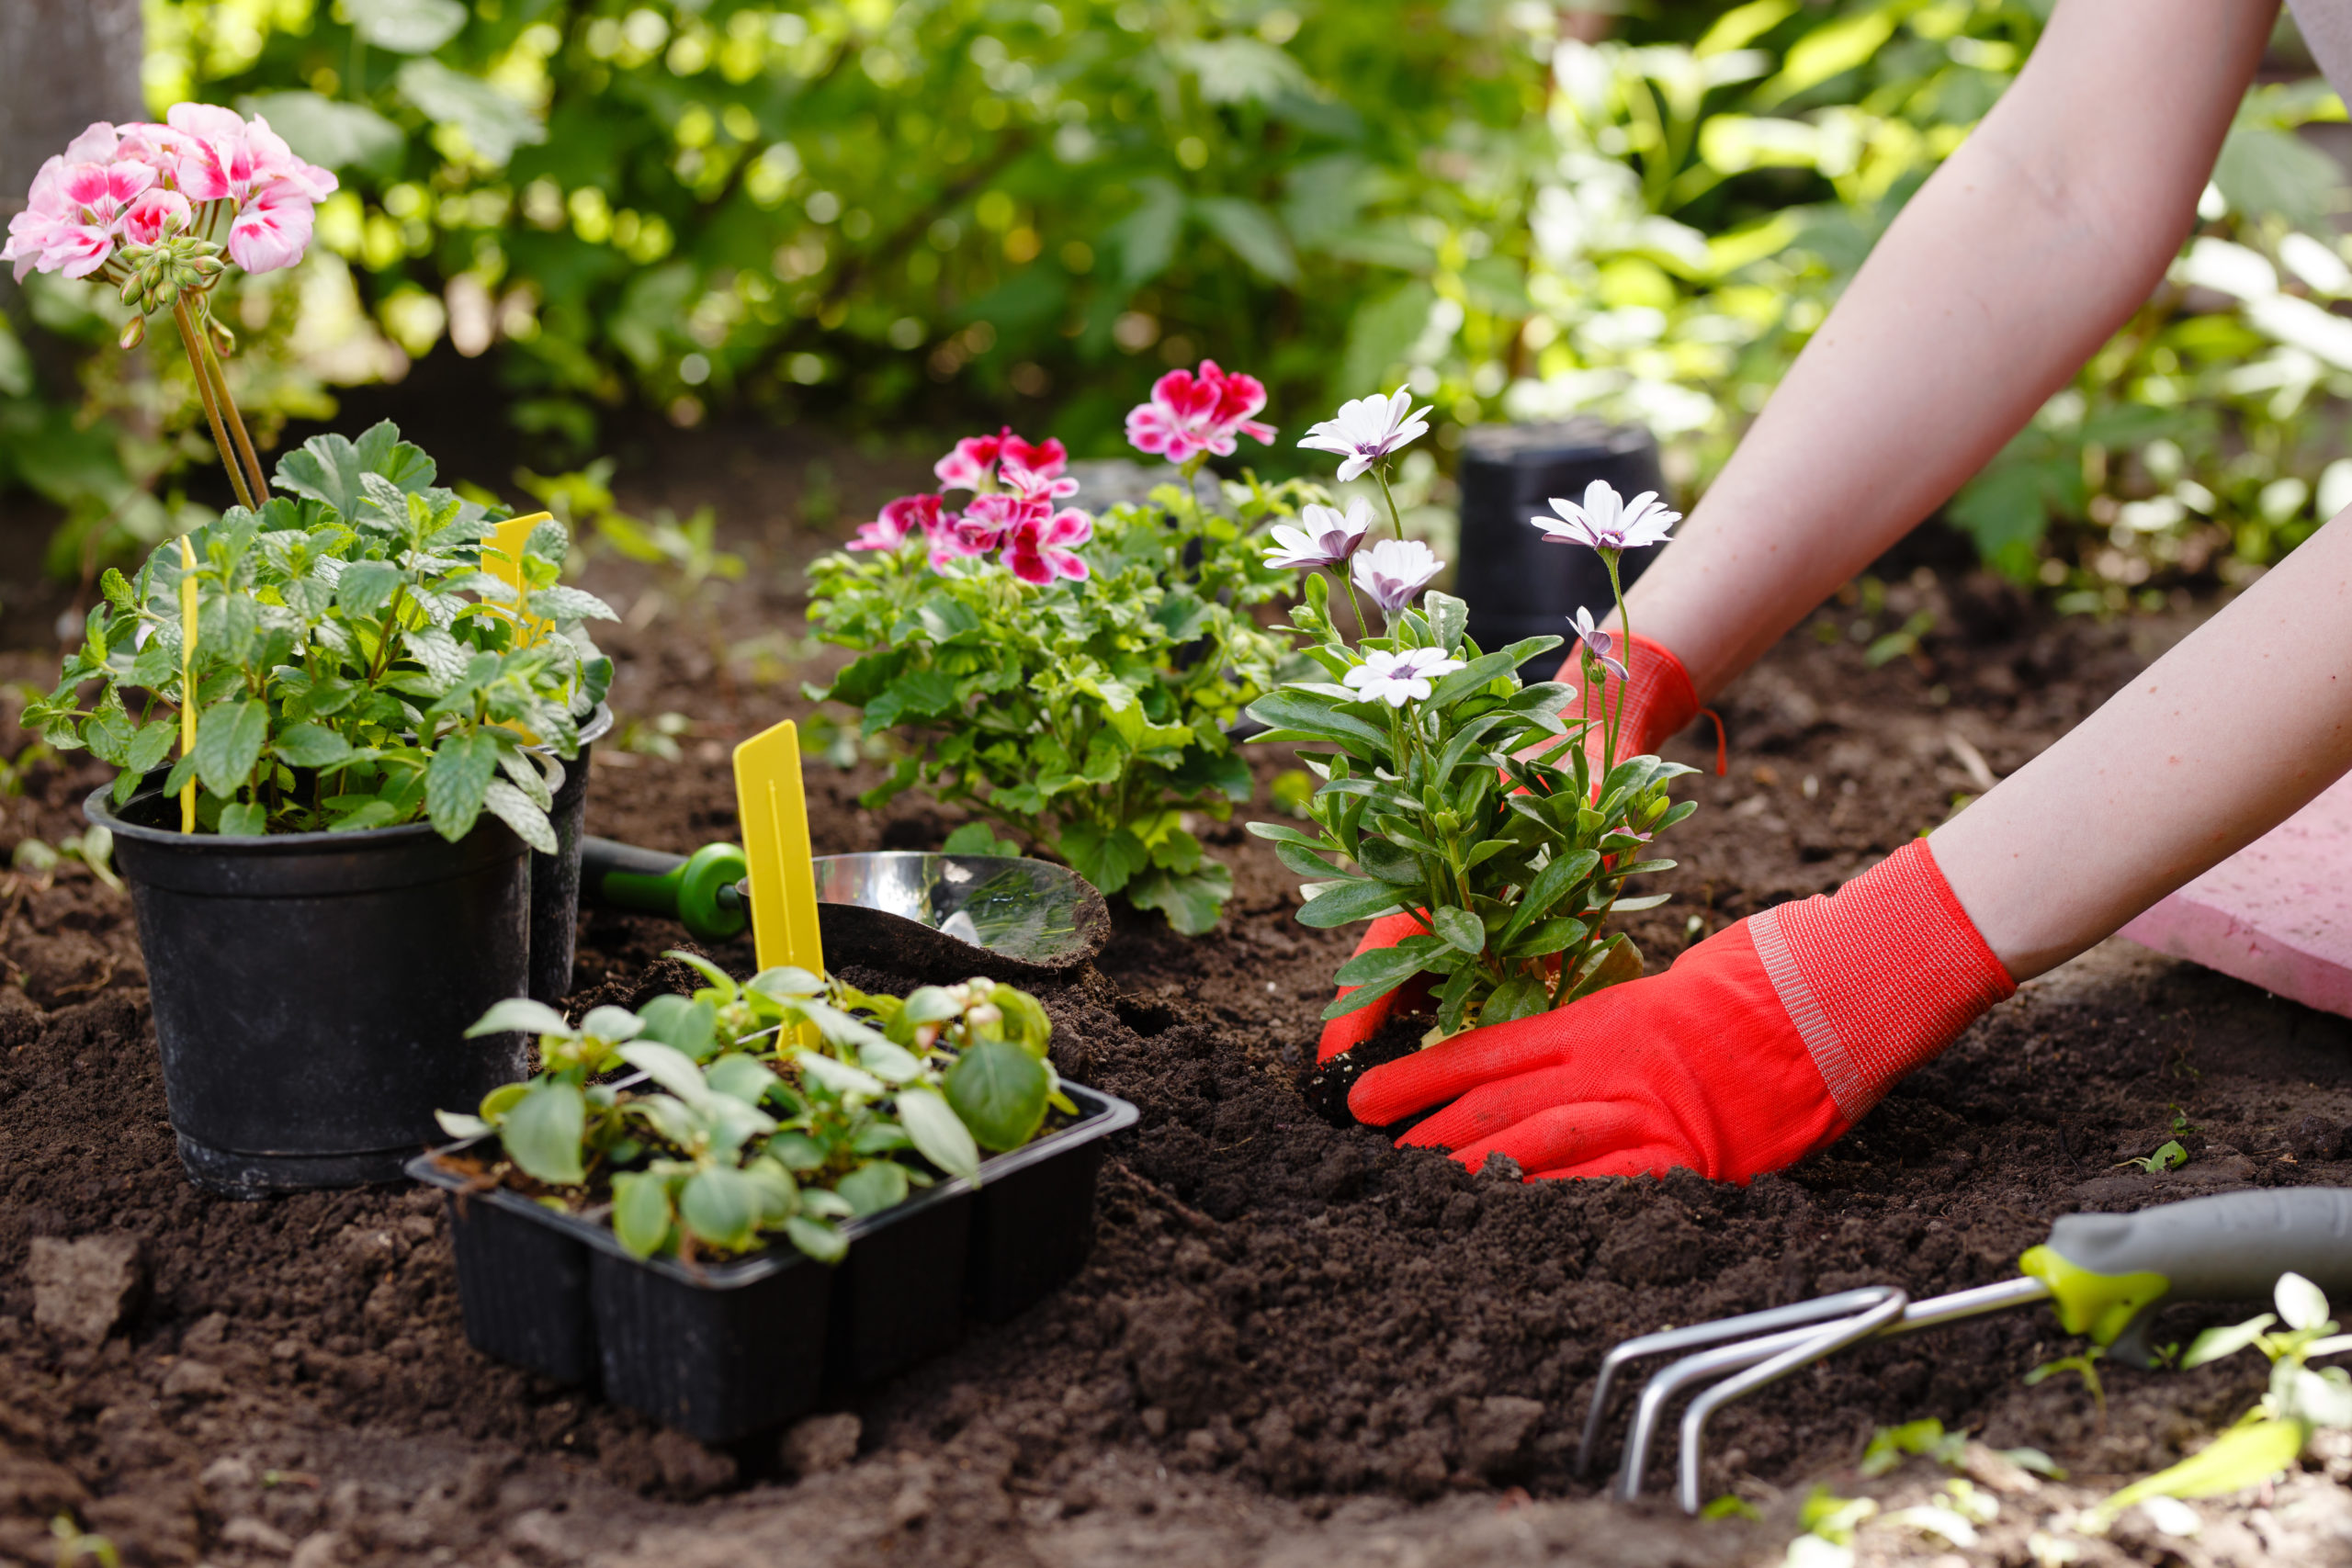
top-left (1336, 569), bottom-right (1371, 644)
top-left (1374, 466), bottom-right (1408, 543)
top-left (170, 297), bottom-right (255, 512)
top-left (1601, 548), bottom-right (1628, 773)
top-left (194, 303), bottom-right (269, 506)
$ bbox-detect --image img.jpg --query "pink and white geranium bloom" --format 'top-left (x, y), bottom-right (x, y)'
top-left (1, 107), bottom-right (336, 286)
top-left (1350, 537), bottom-right (1444, 615)
top-left (1003, 507), bottom-right (1093, 585)
top-left (847, 493), bottom-right (944, 552)
top-left (1532, 479), bottom-right (1680, 553)
top-left (934, 428), bottom-right (1069, 492)
top-left (1262, 498), bottom-right (1375, 570)
top-left (1296, 385), bottom-right (1433, 482)
top-left (1125, 360), bottom-right (1277, 463)
top-left (1568, 605), bottom-right (1629, 681)
top-left (1343, 647), bottom-right (1466, 708)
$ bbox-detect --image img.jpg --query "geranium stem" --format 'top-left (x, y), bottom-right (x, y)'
top-left (196, 301), bottom-right (269, 505)
top-left (170, 294), bottom-right (255, 513)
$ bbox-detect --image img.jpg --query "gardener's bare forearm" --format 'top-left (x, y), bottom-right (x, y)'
top-left (1623, 0), bottom-right (2278, 697)
top-left (1933, 513), bottom-right (2352, 979)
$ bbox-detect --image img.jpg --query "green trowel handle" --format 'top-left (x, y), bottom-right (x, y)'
top-left (2022, 1188), bottom-right (2352, 1355)
top-left (580, 836), bottom-right (749, 943)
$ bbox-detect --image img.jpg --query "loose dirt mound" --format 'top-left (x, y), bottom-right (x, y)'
top-left (5, 513), bottom-right (2350, 1565)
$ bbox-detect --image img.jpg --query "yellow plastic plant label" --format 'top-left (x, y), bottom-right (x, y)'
top-left (484, 511), bottom-right (554, 647)
top-left (178, 536), bottom-right (198, 833)
top-left (733, 718), bottom-right (824, 1044)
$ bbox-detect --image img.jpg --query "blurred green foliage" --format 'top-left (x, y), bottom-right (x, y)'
top-left (3, 0), bottom-right (2350, 607)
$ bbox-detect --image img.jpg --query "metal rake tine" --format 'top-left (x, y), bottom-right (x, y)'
top-left (1576, 1287), bottom-right (1902, 1480)
top-left (1674, 1287), bottom-right (1911, 1515)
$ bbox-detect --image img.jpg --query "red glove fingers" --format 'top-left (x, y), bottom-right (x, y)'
top-left (1348, 840), bottom-right (2015, 1184)
top-left (1316, 908), bottom-right (1432, 1064)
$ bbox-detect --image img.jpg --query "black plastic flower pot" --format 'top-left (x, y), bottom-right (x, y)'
top-left (89, 778), bottom-right (532, 1198)
top-left (528, 703), bottom-right (613, 1004)
top-left (1453, 417), bottom-right (1669, 680)
top-left (409, 1081), bottom-right (1137, 1440)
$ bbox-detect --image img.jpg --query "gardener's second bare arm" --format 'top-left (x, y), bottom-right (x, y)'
top-left (1623, 0), bottom-right (2278, 698)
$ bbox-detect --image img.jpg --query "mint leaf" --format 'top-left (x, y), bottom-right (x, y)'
top-left (193, 699), bottom-right (268, 797)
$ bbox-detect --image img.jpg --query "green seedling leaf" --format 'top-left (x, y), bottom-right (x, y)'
top-left (434, 1110), bottom-right (490, 1140)
top-left (610, 1171), bottom-right (674, 1258)
top-left (2117, 1140), bottom-right (2189, 1174)
top-left (897, 1085), bottom-right (981, 1179)
top-left (578, 1005), bottom-right (644, 1043)
top-left (2186, 1314), bottom-right (2278, 1369)
top-left (678, 1166), bottom-right (760, 1252)
top-left (500, 1082), bottom-right (586, 1186)
top-left (797, 1048), bottom-right (887, 1100)
top-left (637, 994), bottom-right (718, 1060)
top-left (784, 1215), bottom-right (848, 1264)
top-left (219, 802), bottom-right (267, 836)
top-left (835, 1159), bottom-right (911, 1216)
top-left (2278, 1270), bottom-right (2333, 1332)
top-left (468, 997), bottom-right (572, 1038)
top-left (2099, 1417), bottom-right (2306, 1516)
top-left (616, 1041), bottom-right (708, 1104)
top-left (859, 1038), bottom-right (925, 1084)
top-left (944, 1037), bottom-right (1050, 1152)
top-left (705, 1054), bottom-right (779, 1106)
top-left (1295, 876), bottom-right (1407, 929)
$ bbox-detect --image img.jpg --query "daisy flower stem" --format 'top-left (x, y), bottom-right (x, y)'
top-left (1602, 549), bottom-right (1630, 773)
top-left (1374, 467), bottom-right (1407, 544)
top-left (1338, 571), bottom-right (1371, 647)
top-left (172, 292), bottom-right (254, 512)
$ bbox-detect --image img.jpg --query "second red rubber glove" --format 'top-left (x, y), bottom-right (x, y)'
top-left (1314, 631), bottom-right (1702, 1066)
top-left (1345, 840), bottom-right (2014, 1182)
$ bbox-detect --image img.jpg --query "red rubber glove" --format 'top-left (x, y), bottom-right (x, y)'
top-left (1314, 632), bottom-right (1703, 1066)
top-left (1346, 840), bottom-right (2014, 1182)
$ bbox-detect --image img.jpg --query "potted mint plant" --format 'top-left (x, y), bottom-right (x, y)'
top-left (27, 423), bottom-right (616, 1195)
top-left (413, 960), bottom-right (1136, 1439)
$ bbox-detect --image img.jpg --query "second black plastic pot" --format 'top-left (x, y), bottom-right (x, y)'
top-left (528, 702), bottom-right (612, 1004)
top-left (1453, 418), bottom-right (1668, 679)
top-left (90, 779), bottom-right (532, 1198)
top-left (412, 1081), bottom-right (1139, 1442)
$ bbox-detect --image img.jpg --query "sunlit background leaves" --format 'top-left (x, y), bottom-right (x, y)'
top-left (4, 0), bottom-right (2350, 611)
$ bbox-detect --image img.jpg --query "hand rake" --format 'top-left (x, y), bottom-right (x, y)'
top-left (1577, 1187), bottom-right (2352, 1512)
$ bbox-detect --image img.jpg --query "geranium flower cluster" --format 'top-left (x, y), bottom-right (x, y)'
top-left (849, 428), bottom-right (1093, 586)
top-left (1125, 360), bottom-right (1276, 463)
top-left (3, 106), bottom-right (336, 285)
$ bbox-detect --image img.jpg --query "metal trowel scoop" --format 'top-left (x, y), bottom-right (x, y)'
top-left (579, 836), bottom-right (1109, 984)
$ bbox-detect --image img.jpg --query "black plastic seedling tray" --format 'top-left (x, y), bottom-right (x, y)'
top-left (410, 1080), bottom-right (1137, 1442)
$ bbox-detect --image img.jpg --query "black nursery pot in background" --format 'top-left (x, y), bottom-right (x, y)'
top-left (530, 702), bottom-right (613, 1003)
top-left (89, 779), bottom-right (532, 1198)
top-left (1453, 418), bottom-right (1669, 680)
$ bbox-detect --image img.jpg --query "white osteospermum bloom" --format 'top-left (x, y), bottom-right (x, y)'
top-left (1531, 479), bottom-right (1681, 552)
top-left (1262, 497), bottom-right (1375, 570)
top-left (1350, 536), bottom-right (1443, 615)
top-left (1342, 646), bottom-right (1465, 708)
top-left (1297, 385), bottom-right (1434, 481)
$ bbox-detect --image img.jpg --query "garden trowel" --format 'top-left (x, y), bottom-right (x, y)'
top-left (577, 829), bottom-right (1108, 985)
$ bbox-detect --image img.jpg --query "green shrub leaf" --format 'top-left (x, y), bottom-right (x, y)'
top-left (500, 1082), bottom-right (586, 1187)
top-left (944, 1037), bottom-right (1049, 1152)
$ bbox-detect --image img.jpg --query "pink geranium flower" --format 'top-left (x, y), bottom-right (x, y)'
top-left (934, 428), bottom-right (1069, 492)
top-left (2, 144), bottom-right (154, 281)
top-left (848, 493), bottom-right (943, 552)
top-left (122, 186), bottom-right (195, 247)
top-left (1125, 360), bottom-right (1276, 463)
top-left (162, 104), bottom-right (336, 275)
top-left (1004, 508), bottom-right (1092, 585)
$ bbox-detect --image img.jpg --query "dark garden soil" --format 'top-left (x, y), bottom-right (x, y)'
top-left (6, 431), bottom-right (2352, 1565)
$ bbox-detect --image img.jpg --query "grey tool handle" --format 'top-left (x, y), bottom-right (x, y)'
top-left (2034, 1188), bottom-right (2352, 1363)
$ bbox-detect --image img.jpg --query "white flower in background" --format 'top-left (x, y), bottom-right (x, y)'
top-left (1532, 479), bottom-right (1680, 552)
top-left (1297, 385), bottom-right (1433, 481)
top-left (1350, 537), bottom-right (1443, 615)
top-left (1261, 498), bottom-right (1374, 570)
top-left (1342, 646), bottom-right (1464, 708)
